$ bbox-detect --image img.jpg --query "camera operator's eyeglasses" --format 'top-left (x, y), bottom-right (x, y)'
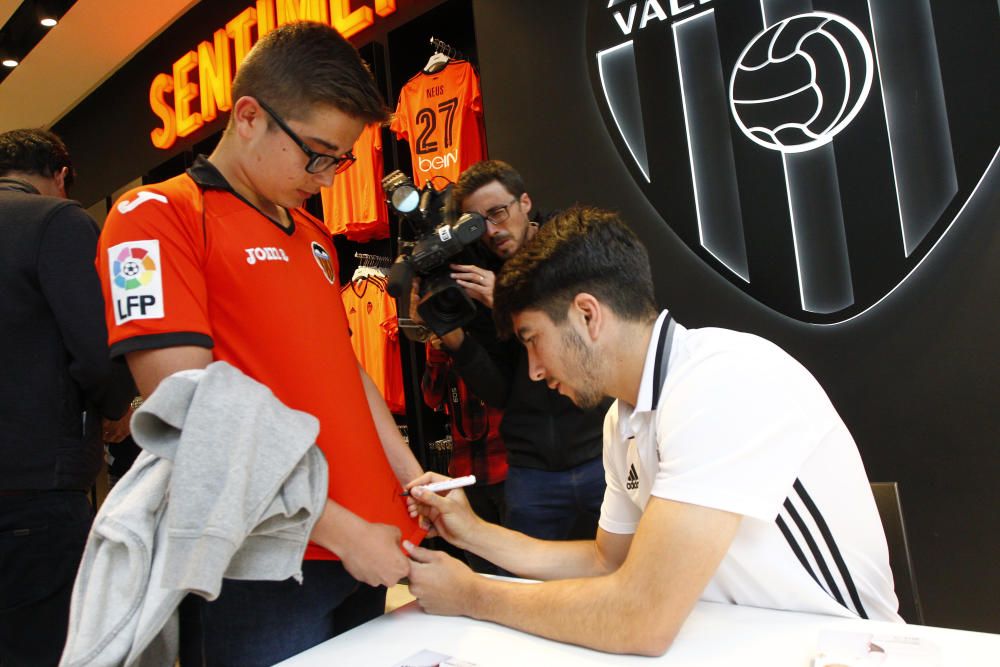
top-left (484, 198), bottom-right (518, 225)
top-left (257, 99), bottom-right (356, 175)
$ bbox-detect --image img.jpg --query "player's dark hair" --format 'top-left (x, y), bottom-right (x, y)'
top-left (0, 128), bottom-right (75, 188)
top-left (493, 205), bottom-right (658, 337)
top-left (231, 21), bottom-right (388, 127)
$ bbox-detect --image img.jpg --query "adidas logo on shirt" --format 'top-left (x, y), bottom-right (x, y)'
top-left (626, 463), bottom-right (639, 490)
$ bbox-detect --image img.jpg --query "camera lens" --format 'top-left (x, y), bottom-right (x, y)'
top-left (426, 288), bottom-right (466, 324)
top-left (418, 276), bottom-right (477, 334)
top-left (434, 288), bottom-right (464, 309)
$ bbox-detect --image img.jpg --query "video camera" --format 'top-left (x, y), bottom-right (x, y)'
top-left (382, 170), bottom-right (487, 342)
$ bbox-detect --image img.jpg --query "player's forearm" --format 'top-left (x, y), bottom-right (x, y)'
top-left (467, 573), bottom-right (677, 656)
top-left (462, 521), bottom-right (611, 581)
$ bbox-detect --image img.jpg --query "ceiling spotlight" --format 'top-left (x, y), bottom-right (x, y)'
top-left (41, 18), bottom-right (58, 27)
top-left (2, 59), bottom-right (18, 68)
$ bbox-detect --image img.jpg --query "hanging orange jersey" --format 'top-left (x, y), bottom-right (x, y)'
top-left (342, 275), bottom-right (405, 413)
top-left (320, 123), bottom-right (389, 243)
top-left (381, 312), bottom-right (404, 414)
top-left (390, 60), bottom-right (487, 187)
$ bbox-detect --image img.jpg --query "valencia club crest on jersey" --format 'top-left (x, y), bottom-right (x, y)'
top-left (311, 242), bottom-right (337, 285)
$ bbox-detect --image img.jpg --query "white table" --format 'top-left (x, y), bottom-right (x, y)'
top-left (278, 598), bottom-right (1000, 666)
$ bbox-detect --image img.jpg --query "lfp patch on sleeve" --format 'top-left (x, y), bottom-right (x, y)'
top-left (108, 240), bottom-right (165, 324)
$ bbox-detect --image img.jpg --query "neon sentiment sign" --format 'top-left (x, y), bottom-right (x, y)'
top-left (149, 0), bottom-right (397, 150)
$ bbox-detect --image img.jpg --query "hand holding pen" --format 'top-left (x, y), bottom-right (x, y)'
top-left (403, 473), bottom-right (479, 546)
top-left (400, 474), bottom-right (476, 497)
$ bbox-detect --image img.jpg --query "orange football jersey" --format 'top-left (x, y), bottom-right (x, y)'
top-left (390, 60), bottom-right (487, 187)
top-left (96, 157), bottom-right (425, 560)
top-left (342, 275), bottom-right (405, 414)
top-left (320, 123), bottom-right (389, 242)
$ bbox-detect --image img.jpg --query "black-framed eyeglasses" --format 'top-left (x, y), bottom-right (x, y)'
top-left (257, 99), bottom-right (356, 175)
top-left (484, 198), bottom-right (519, 225)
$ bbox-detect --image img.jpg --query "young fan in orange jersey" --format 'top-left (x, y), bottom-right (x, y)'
top-left (96, 22), bottom-right (424, 665)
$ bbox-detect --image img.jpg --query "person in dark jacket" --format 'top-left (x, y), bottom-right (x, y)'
top-left (426, 160), bottom-right (610, 542)
top-left (0, 128), bottom-right (134, 665)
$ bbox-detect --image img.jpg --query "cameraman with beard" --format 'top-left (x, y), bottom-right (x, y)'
top-left (419, 160), bottom-right (608, 543)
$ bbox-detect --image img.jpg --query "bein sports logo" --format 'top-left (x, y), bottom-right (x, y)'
top-left (113, 245), bottom-right (157, 290)
top-left (587, 1), bottom-right (999, 324)
top-left (418, 149), bottom-right (458, 175)
top-left (729, 13), bottom-right (873, 154)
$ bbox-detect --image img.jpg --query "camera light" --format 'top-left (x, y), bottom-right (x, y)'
top-left (383, 170), bottom-right (422, 216)
top-left (391, 185), bottom-right (420, 213)
top-left (2, 59), bottom-right (18, 68)
top-left (41, 18), bottom-right (58, 27)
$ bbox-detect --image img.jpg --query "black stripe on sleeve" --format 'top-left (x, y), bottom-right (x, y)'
top-left (109, 332), bottom-right (214, 359)
top-left (794, 479), bottom-right (869, 619)
top-left (783, 496), bottom-right (848, 607)
top-left (775, 514), bottom-right (821, 588)
top-left (651, 315), bottom-right (672, 406)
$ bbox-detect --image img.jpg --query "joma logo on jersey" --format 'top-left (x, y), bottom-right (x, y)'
top-left (587, 0), bottom-right (999, 324)
top-left (419, 150), bottom-right (457, 174)
top-left (116, 191), bottom-right (168, 214)
top-left (245, 247), bottom-right (290, 265)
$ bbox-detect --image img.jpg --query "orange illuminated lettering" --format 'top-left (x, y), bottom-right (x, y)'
top-left (314, 0), bottom-right (330, 23)
top-left (149, 73), bottom-right (177, 149)
top-left (173, 50), bottom-right (203, 138)
top-left (256, 0), bottom-right (276, 40)
top-left (330, 0), bottom-right (374, 38)
top-left (226, 7), bottom-right (257, 68)
top-left (198, 29), bottom-right (233, 123)
top-left (149, 0), bottom-right (401, 149)
top-left (277, 0), bottom-right (328, 25)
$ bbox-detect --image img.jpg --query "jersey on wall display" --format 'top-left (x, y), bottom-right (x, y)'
top-left (320, 123), bottom-right (390, 242)
top-left (391, 58), bottom-right (487, 187)
top-left (342, 268), bottom-right (405, 414)
top-left (586, 0), bottom-right (999, 324)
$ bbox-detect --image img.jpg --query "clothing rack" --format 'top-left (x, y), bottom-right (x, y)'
top-left (354, 252), bottom-right (392, 269)
top-left (427, 435), bottom-right (453, 475)
top-left (429, 36), bottom-right (464, 60)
